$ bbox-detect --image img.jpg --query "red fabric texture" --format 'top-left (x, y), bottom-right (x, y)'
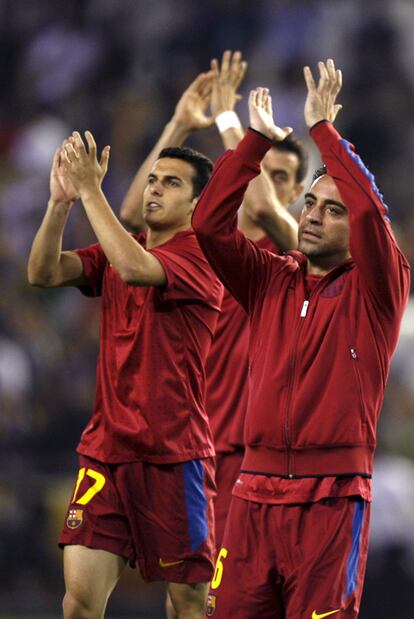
top-left (60, 454), bottom-right (216, 583)
top-left (213, 450), bottom-right (244, 550)
top-left (233, 471), bottom-right (371, 504)
top-left (74, 229), bottom-right (223, 464)
top-left (206, 235), bottom-right (277, 452)
top-left (206, 495), bottom-right (370, 618)
top-left (193, 126), bottom-right (410, 478)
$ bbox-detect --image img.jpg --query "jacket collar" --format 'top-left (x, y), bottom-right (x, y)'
top-left (287, 250), bottom-right (354, 281)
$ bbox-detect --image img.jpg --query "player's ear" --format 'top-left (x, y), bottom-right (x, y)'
top-left (190, 196), bottom-right (199, 211)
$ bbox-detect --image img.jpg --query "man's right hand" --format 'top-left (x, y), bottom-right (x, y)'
top-left (49, 145), bottom-right (79, 204)
top-left (210, 50), bottom-right (247, 118)
top-left (303, 58), bottom-right (342, 128)
top-left (171, 72), bottom-right (215, 132)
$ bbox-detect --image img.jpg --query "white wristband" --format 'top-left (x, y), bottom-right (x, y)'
top-left (215, 110), bottom-right (242, 134)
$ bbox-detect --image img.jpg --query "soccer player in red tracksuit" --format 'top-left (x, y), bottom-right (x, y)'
top-left (206, 51), bottom-right (308, 551)
top-left (28, 133), bottom-right (223, 619)
top-left (192, 60), bottom-right (411, 618)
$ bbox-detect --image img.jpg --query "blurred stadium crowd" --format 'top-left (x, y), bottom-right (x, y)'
top-left (0, 1), bottom-right (414, 617)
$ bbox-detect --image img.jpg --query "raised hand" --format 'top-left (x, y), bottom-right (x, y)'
top-left (248, 87), bottom-right (292, 142)
top-left (210, 50), bottom-right (247, 117)
top-left (172, 72), bottom-right (215, 131)
top-left (62, 131), bottom-right (110, 195)
top-left (49, 146), bottom-right (79, 203)
top-left (303, 58), bottom-right (342, 128)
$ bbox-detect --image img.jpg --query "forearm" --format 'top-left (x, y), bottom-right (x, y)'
top-left (120, 119), bottom-right (190, 229)
top-left (28, 199), bottom-right (74, 285)
top-left (240, 173), bottom-right (298, 251)
top-left (81, 186), bottom-right (164, 285)
top-left (218, 126), bottom-right (245, 150)
top-left (192, 130), bottom-right (273, 308)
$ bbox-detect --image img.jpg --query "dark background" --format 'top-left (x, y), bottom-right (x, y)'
top-left (0, 1), bottom-right (413, 617)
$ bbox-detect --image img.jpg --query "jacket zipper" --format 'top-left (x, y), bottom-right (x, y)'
top-left (284, 297), bottom-right (310, 477)
top-left (284, 265), bottom-right (349, 477)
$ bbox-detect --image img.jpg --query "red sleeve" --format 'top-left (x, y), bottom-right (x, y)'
top-left (74, 243), bottom-right (108, 297)
top-left (149, 231), bottom-right (223, 305)
top-left (311, 121), bottom-right (410, 318)
top-left (191, 129), bottom-right (285, 313)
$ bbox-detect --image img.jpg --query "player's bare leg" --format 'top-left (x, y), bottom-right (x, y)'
top-left (166, 590), bottom-right (178, 619)
top-left (167, 582), bottom-right (209, 619)
top-left (62, 545), bottom-right (126, 619)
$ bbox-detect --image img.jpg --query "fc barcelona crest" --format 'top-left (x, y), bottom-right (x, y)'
top-left (206, 594), bottom-right (217, 617)
top-left (67, 508), bottom-right (84, 529)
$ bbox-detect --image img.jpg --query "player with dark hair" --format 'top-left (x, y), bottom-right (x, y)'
top-left (192, 60), bottom-right (410, 618)
top-left (27, 129), bottom-right (222, 619)
top-left (205, 51), bottom-right (307, 553)
top-left (158, 147), bottom-right (213, 198)
top-left (120, 51), bottom-right (308, 619)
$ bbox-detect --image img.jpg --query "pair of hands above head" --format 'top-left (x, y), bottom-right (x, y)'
top-left (249, 58), bottom-right (343, 142)
top-left (49, 131), bottom-right (110, 204)
top-left (50, 50), bottom-right (249, 206)
top-left (171, 53), bottom-right (342, 142)
top-left (171, 49), bottom-right (248, 132)
top-left (50, 57), bottom-right (343, 204)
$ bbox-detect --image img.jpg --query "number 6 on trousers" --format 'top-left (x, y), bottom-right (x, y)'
top-left (211, 547), bottom-right (228, 590)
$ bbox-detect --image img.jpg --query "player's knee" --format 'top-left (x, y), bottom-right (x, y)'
top-left (62, 590), bottom-right (101, 619)
top-left (168, 582), bottom-right (209, 619)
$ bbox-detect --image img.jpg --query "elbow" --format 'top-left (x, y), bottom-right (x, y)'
top-left (119, 203), bottom-right (145, 232)
top-left (27, 263), bottom-right (51, 287)
top-left (116, 262), bottom-right (143, 286)
top-left (119, 204), bottom-right (133, 227)
top-left (244, 201), bottom-right (272, 226)
top-left (27, 271), bottom-right (51, 287)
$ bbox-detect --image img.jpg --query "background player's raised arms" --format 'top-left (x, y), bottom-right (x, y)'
top-left (210, 51), bottom-right (299, 250)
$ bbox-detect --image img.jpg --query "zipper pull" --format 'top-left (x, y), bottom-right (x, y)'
top-left (350, 347), bottom-right (357, 359)
top-left (300, 300), bottom-right (309, 317)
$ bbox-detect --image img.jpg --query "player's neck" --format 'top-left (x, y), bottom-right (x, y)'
top-left (146, 222), bottom-right (190, 248)
top-left (307, 252), bottom-right (351, 276)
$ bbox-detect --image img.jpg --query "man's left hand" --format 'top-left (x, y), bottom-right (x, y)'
top-left (248, 87), bottom-right (292, 142)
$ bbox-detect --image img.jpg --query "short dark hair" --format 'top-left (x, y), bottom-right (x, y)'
top-left (312, 164), bottom-right (327, 183)
top-left (271, 133), bottom-right (309, 183)
top-left (158, 146), bottom-right (213, 198)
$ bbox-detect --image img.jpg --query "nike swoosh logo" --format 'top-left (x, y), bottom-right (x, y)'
top-left (159, 558), bottom-right (184, 568)
top-left (312, 610), bottom-right (341, 619)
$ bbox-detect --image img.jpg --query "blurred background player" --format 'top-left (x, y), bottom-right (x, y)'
top-left (192, 60), bottom-right (410, 618)
top-left (27, 130), bottom-right (222, 619)
top-left (120, 50), bottom-right (308, 619)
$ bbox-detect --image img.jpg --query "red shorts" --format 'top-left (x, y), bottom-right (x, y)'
top-left (59, 455), bottom-right (216, 583)
top-left (206, 495), bottom-right (370, 618)
top-left (214, 450), bottom-right (244, 551)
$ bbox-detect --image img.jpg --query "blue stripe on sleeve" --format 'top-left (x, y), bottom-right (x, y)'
top-left (339, 139), bottom-right (390, 219)
top-left (344, 499), bottom-right (366, 600)
top-left (183, 459), bottom-right (208, 550)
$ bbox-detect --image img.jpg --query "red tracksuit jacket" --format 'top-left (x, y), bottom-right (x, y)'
top-left (192, 122), bottom-right (410, 478)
